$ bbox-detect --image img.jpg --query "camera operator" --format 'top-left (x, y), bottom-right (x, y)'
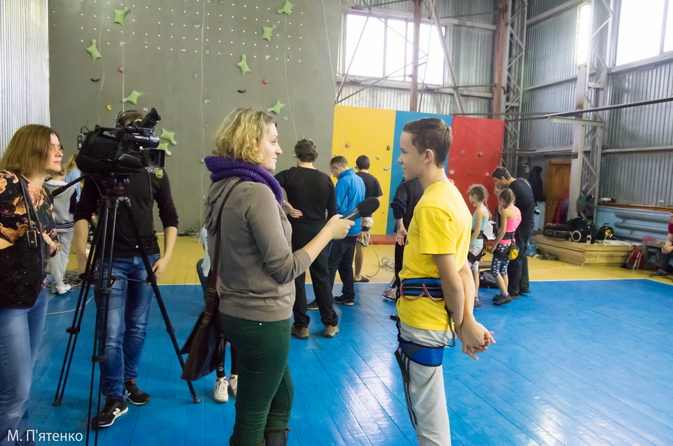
top-left (73, 110), bottom-right (179, 429)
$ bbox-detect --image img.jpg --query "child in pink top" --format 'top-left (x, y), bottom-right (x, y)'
top-left (488, 188), bottom-right (521, 305)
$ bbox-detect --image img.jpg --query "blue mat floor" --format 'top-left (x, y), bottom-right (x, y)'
top-left (27, 279), bottom-right (673, 445)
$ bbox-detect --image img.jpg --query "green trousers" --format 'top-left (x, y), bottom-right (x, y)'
top-left (220, 314), bottom-right (293, 446)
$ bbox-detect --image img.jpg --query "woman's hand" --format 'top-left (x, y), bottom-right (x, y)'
top-left (43, 233), bottom-right (60, 257)
top-left (324, 215), bottom-right (353, 240)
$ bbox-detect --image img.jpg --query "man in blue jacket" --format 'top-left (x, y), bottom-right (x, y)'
top-left (328, 156), bottom-right (365, 305)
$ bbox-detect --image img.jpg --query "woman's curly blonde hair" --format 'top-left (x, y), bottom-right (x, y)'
top-left (213, 107), bottom-right (277, 164)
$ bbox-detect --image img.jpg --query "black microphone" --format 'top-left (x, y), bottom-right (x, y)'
top-left (342, 197), bottom-right (380, 221)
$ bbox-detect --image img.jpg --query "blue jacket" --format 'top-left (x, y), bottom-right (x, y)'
top-left (335, 168), bottom-right (366, 236)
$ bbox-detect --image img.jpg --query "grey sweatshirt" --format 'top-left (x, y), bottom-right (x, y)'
top-left (44, 179), bottom-right (75, 229)
top-left (205, 178), bottom-right (312, 322)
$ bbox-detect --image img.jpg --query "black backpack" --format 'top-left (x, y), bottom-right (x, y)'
top-left (479, 270), bottom-right (499, 289)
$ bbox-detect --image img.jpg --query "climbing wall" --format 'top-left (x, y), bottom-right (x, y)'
top-left (48, 0), bottom-right (341, 231)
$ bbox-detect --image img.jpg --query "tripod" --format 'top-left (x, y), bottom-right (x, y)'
top-left (52, 175), bottom-right (199, 444)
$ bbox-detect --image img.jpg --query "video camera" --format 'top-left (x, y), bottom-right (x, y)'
top-left (76, 107), bottom-right (165, 174)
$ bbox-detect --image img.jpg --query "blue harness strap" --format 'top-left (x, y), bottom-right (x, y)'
top-left (397, 338), bottom-right (444, 367)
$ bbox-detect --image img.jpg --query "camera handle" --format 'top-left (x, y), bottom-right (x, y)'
top-left (52, 179), bottom-right (200, 446)
top-left (50, 173), bottom-right (89, 197)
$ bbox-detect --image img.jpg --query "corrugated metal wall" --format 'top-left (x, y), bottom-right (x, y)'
top-left (347, 0), bottom-right (495, 24)
top-left (520, 6), bottom-right (576, 151)
top-left (606, 61), bottom-right (673, 148)
top-left (0, 0), bottom-right (51, 152)
top-left (524, 7), bottom-right (577, 86)
top-left (601, 151), bottom-right (673, 206)
top-left (520, 82), bottom-right (574, 149)
top-left (339, 84), bottom-right (491, 115)
top-left (528, 0), bottom-right (577, 18)
top-left (522, 0), bottom-right (673, 207)
top-left (600, 60), bottom-right (673, 206)
top-left (445, 25), bottom-right (493, 94)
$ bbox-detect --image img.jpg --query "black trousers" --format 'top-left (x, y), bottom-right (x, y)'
top-left (292, 222), bottom-right (338, 328)
top-left (393, 242), bottom-right (405, 289)
top-left (507, 226), bottom-right (532, 295)
top-left (328, 235), bottom-right (358, 301)
top-left (660, 250), bottom-right (672, 272)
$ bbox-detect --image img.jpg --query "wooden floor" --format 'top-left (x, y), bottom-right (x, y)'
top-left (30, 236), bottom-right (673, 445)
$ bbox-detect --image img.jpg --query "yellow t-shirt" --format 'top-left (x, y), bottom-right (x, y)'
top-left (396, 180), bottom-right (472, 331)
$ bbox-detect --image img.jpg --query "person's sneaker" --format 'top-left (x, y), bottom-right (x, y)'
top-left (324, 325), bottom-right (339, 338)
top-left (651, 269), bottom-right (669, 277)
top-left (306, 300), bottom-right (319, 310)
top-left (493, 293), bottom-right (512, 306)
top-left (91, 399), bottom-right (128, 429)
top-left (124, 379), bottom-right (151, 405)
top-left (334, 295), bottom-right (354, 306)
top-left (354, 277), bottom-right (370, 283)
top-left (213, 377), bottom-right (229, 403)
top-left (291, 325), bottom-right (309, 339)
top-left (520, 289), bottom-right (531, 294)
top-left (474, 296), bottom-right (482, 308)
top-left (229, 376), bottom-right (238, 399)
top-left (382, 288), bottom-right (397, 301)
top-left (54, 283), bottom-right (72, 295)
top-left (510, 293), bottom-right (520, 300)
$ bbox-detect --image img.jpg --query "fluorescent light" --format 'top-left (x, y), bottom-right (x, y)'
top-left (576, 4), bottom-right (592, 66)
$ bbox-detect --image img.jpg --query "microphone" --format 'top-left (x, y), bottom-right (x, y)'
top-left (341, 197), bottom-right (380, 221)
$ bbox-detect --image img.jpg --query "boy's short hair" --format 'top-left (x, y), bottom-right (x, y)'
top-left (330, 155), bottom-right (348, 167)
top-left (491, 166), bottom-right (512, 180)
top-left (294, 138), bottom-right (318, 163)
top-left (355, 155), bottom-right (370, 170)
top-left (402, 118), bottom-right (452, 167)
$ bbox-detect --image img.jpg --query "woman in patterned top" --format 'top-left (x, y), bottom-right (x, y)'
top-left (0, 124), bottom-right (62, 445)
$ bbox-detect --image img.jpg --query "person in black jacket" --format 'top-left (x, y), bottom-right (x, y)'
top-left (353, 155), bottom-right (383, 282)
top-left (492, 167), bottom-right (534, 297)
top-left (275, 139), bottom-right (339, 339)
top-left (73, 110), bottom-right (179, 430)
top-left (383, 178), bottom-right (422, 300)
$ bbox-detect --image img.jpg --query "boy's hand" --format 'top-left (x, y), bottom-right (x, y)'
top-left (458, 319), bottom-right (495, 360)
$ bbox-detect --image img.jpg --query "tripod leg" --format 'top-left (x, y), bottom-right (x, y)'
top-left (53, 198), bottom-right (108, 406)
top-left (120, 197), bottom-right (200, 403)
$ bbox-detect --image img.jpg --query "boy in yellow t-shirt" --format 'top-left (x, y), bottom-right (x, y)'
top-left (395, 118), bottom-right (495, 445)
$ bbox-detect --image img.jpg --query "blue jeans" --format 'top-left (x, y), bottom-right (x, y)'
top-left (0, 290), bottom-right (48, 446)
top-left (95, 254), bottom-right (159, 400)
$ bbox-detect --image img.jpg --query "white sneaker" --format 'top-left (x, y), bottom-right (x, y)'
top-left (213, 377), bottom-right (229, 403)
top-left (229, 376), bottom-right (238, 399)
top-left (55, 283), bottom-right (72, 295)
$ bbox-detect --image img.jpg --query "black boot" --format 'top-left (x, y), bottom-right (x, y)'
top-left (264, 428), bottom-right (289, 446)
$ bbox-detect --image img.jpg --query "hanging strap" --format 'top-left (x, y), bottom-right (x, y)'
top-left (17, 175), bottom-right (45, 269)
top-left (207, 179), bottom-right (244, 291)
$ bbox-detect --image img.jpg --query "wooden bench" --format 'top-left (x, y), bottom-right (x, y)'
top-left (534, 234), bottom-right (633, 266)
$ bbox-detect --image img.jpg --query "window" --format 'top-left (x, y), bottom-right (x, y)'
top-left (615, 0), bottom-right (672, 65)
top-left (342, 13), bottom-right (446, 86)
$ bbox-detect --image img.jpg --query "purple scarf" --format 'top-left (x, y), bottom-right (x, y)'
top-left (205, 156), bottom-right (283, 205)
